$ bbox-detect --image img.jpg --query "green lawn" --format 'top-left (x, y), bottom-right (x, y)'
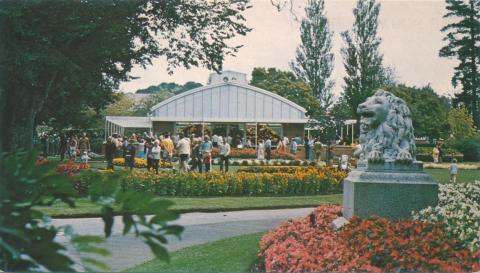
top-left (40, 194), bottom-right (342, 218)
top-left (125, 232), bottom-right (264, 273)
top-left (425, 169), bottom-right (480, 184)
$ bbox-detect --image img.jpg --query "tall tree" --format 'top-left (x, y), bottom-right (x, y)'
top-left (384, 84), bottom-right (451, 140)
top-left (250, 68), bottom-right (321, 119)
top-left (0, 0), bottom-right (250, 152)
top-left (341, 0), bottom-right (388, 123)
top-left (447, 107), bottom-right (478, 142)
top-left (439, 0), bottom-right (480, 127)
top-left (290, 0), bottom-right (334, 110)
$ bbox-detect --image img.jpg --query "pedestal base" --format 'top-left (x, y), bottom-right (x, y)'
top-left (343, 169), bottom-right (438, 220)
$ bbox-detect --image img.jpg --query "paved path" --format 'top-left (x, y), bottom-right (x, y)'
top-left (53, 208), bottom-right (313, 272)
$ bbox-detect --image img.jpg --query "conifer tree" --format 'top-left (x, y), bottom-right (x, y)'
top-left (439, 0), bottom-right (480, 127)
top-left (341, 0), bottom-right (386, 122)
top-left (290, 0), bottom-right (334, 112)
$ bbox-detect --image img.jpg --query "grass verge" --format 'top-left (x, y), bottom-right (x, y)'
top-left (425, 169), bottom-right (480, 184)
top-left (124, 232), bottom-right (264, 273)
top-left (40, 194), bottom-right (342, 218)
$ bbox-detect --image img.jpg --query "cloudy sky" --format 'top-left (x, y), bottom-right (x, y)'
top-left (119, 0), bottom-right (459, 98)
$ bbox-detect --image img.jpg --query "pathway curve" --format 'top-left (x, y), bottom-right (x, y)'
top-left (54, 207), bottom-right (314, 272)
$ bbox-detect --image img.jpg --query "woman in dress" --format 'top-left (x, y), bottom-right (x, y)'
top-left (257, 139), bottom-right (265, 160)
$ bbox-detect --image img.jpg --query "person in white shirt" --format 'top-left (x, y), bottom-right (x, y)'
top-left (283, 136), bottom-right (289, 146)
top-left (176, 134), bottom-right (191, 173)
top-left (212, 134), bottom-right (219, 148)
top-left (218, 135), bottom-right (223, 147)
top-left (151, 140), bottom-right (161, 174)
top-left (219, 139), bottom-right (231, 172)
top-left (449, 158), bottom-right (458, 183)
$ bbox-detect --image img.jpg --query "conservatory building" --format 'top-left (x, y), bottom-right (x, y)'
top-left (105, 71), bottom-right (309, 143)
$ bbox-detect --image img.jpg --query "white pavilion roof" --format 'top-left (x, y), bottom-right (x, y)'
top-left (150, 72), bottom-right (308, 124)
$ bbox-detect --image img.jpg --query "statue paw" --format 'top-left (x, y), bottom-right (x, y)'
top-left (367, 150), bottom-right (383, 163)
top-left (396, 150), bottom-right (413, 163)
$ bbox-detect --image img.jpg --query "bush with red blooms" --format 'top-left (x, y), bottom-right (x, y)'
top-left (35, 157), bottom-right (49, 166)
top-left (56, 160), bottom-right (90, 176)
top-left (259, 205), bottom-right (480, 273)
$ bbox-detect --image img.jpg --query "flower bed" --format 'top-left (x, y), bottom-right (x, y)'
top-left (224, 159), bottom-right (310, 167)
top-left (238, 166), bottom-right (319, 174)
top-left (211, 148), bottom-right (297, 160)
top-left (259, 205), bottom-right (480, 273)
top-left (112, 157), bottom-right (172, 169)
top-left (414, 181), bottom-right (480, 251)
top-left (122, 167), bottom-right (346, 196)
top-left (56, 160), bottom-right (90, 176)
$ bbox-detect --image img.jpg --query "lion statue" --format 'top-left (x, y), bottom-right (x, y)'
top-left (356, 89), bottom-right (416, 163)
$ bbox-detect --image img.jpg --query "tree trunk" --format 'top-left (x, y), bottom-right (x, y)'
top-left (469, 0), bottom-right (479, 127)
top-left (0, 86), bottom-right (37, 152)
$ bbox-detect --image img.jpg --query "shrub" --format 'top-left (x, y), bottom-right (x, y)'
top-left (1, 152), bottom-right (182, 272)
top-left (259, 205), bottom-right (480, 273)
top-left (456, 136), bottom-right (480, 161)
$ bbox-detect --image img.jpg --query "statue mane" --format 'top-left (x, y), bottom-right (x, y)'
top-left (357, 89), bottom-right (416, 163)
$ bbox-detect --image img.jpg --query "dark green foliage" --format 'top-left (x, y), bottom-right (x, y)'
top-left (341, 0), bottom-right (393, 121)
top-left (0, 152), bottom-right (183, 271)
top-left (384, 85), bottom-right (451, 139)
top-left (455, 136), bottom-right (480, 161)
top-left (0, 0), bottom-right (251, 151)
top-left (136, 81), bottom-right (203, 94)
top-left (290, 0), bottom-right (334, 110)
top-left (439, 0), bottom-right (480, 127)
top-left (250, 68), bottom-right (321, 118)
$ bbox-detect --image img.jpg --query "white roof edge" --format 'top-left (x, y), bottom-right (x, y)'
top-left (150, 117), bottom-right (308, 124)
top-left (150, 82), bottom-right (307, 114)
top-left (106, 116), bottom-right (152, 119)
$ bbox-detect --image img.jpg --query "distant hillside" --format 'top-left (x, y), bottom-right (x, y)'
top-left (135, 81), bottom-right (202, 94)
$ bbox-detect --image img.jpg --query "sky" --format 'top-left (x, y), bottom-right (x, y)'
top-left (118, 0), bottom-right (459, 99)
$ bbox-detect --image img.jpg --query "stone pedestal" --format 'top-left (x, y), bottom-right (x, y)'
top-left (343, 161), bottom-right (438, 220)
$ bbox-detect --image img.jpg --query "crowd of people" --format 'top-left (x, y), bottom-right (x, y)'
top-left (102, 132), bottom-right (329, 173)
top-left (40, 129), bottom-right (331, 173)
top-left (104, 132), bottom-right (232, 174)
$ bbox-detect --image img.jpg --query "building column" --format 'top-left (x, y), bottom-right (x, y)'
top-left (255, 122), bottom-right (258, 147)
